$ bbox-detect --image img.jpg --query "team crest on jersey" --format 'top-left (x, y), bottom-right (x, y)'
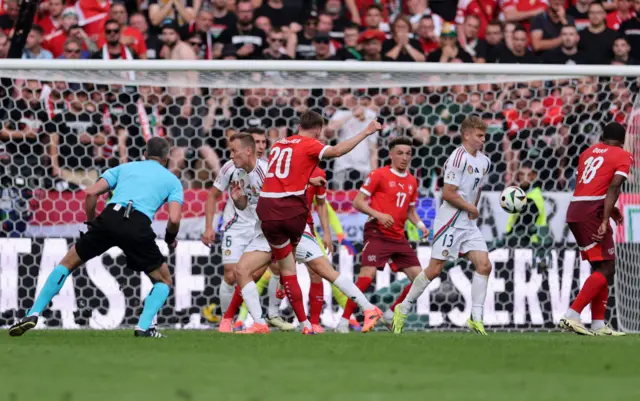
top-left (364, 177), bottom-right (371, 186)
top-left (409, 185), bottom-right (413, 192)
top-left (390, 181), bottom-right (396, 188)
top-left (368, 255), bottom-right (377, 262)
top-left (468, 166), bottom-right (473, 174)
top-left (442, 250), bottom-right (449, 257)
top-left (224, 250), bottom-right (231, 256)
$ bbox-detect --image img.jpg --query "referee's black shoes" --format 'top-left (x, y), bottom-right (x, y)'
top-left (8, 315), bottom-right (38, 337)
top-left (134, 327), bottom-right (166, 338)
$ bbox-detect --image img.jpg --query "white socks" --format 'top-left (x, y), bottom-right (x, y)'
top-left (240, 281), bottom-right (266, 325)
top-left (219, 281), bottom-right (235, 314)
top-left (565, 308), bottom-right (580, 321)
top-left (267, 274), bottom-right (281, 319)
top-left (399, 271), bottom-right (431, 313)
top-left (471, 271), bottom-right (488, 322)
top-left (334, 273), bottom-right (374, 310)
top-left (591, 320), bottom-right (605, 330)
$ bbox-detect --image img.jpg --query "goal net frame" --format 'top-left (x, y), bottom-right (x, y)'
top-left (0, 60), bottom-right (639, 332)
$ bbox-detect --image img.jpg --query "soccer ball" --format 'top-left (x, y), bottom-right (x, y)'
top-left (499, 186), bottom-right (527, 214)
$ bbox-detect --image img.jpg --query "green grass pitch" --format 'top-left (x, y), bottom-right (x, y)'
top-left (2, 330), bottom-right (640, 401)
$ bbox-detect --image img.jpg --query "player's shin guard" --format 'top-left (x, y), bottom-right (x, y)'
top-left (28, 264), bottom-right (70, 316)
top-left (590, 284), bottom-right (609, 331)
top-left (471, 272), bottom-right (489, 322)
top-left (309, 282), bottom-right (324, 325)
top-left (137, 283), bottom-right (170, 331)
top-left (570, 271), bottom-right (608, 315)
top-left (399, 272), bottom-right (431, 313)
top-left (219, 281), bottom-right (235, 314)
top-left (267, 274), bottom-right (281, 318)
top-left (224, 286), bottom-right (244, 319)
top-left (240, 282), bottom-right (266, 325)
top-left (282, 275), bottom-right (311, 329)
top-left (390, 284), bottom-right (412, 312)
top-left (340, 276), bottom-right (373, 319)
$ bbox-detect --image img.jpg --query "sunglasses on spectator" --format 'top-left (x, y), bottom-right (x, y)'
top-left (189, 41), bottom-right (202, 46)
top-left (106, 28), bottom-right (120, 34)
top-left (315, 39), bottom-right (330, 44)
top-left (65, 48), bottom-right (81, 53)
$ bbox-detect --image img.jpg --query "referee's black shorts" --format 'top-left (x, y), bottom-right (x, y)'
top-left (75, 204), bottom-right (166, 274)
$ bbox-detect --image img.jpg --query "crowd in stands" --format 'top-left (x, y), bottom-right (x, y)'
top-left (0, 0), bottom-right (639, 202)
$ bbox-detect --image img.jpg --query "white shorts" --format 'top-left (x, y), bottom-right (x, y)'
top-left (431, 226), bottom-right (487, 261)
top-left (295, 230), bottom-right (325, 263)
top-left (221, 226), bottom-right (253, 264)
top-left (244, 225), bottom-right (324, 264)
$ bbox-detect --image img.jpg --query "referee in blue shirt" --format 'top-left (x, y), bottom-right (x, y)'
top-left (9, 137), bottom-right (184, 338)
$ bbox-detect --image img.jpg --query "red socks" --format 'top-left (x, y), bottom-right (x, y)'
top-left (591, 283), bottom-right (609, 321)
top-left (390, 283), bottom-right (412, 312)
top-left (570, 271), bottom-right (608, 314)
top-left (341, 276), bottom-right (373, 319)
top-left (282, 274), bottom-right (308, 323)
top-left (223, 285), bottom-right (243, 319)
top-left (308, 282), bottom-right (324, 325)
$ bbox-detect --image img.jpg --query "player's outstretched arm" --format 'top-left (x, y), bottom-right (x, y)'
top-left (84, 178), bottom-right (112, 221)
top-left (322, 120), bottom-right (382, 160)
top-left (443, 184), bottom-right (479, 218)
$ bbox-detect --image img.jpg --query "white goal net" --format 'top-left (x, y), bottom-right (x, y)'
top-left (0, 60), bottom-right (639, 332)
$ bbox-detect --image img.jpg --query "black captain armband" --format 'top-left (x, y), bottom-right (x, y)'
top-left (165, 230), bottom-right (178, 245)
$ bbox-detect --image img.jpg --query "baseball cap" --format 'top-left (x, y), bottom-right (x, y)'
top-left (314, 32), bottom-right (331, 43)
top-left (160, 18), bottom-right (180, 32)
top-left (440, 22), bottom-right (457, 38)
top-left (358, 29), bottom-right (386, 44)
top-left (62, 7), bottom-right (78, 19)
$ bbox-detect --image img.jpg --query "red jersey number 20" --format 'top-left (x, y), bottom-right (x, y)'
top-left (267, 147), bottom-right (293, 179)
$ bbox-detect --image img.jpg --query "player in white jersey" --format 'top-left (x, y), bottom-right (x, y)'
top-left (202, 132), bottom-right (293, 330)
top-left (392, 116), bottom-right (493, 335)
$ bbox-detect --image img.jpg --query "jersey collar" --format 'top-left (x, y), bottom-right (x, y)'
top-left (390, 167), bottom-right (407, 177)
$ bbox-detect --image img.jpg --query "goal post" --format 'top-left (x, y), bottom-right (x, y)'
top-left (0, 60), bottom-right (639, 331)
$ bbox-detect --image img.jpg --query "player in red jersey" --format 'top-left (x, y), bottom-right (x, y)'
top-left (305, 166), bottom-right (332, 333)
top-left (335, 137), bottom-right (429, 333)
top-left (560, 122), bottom-right (631, 336)
top-left (236, 111), bottom-right (382, 334)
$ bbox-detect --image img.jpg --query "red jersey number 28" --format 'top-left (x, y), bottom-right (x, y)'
top-left (267, 147), bottom-right (293, 179)
top-left (580, 156), bottom-right (604, 184)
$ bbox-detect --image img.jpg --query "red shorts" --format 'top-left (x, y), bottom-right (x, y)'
top-left (568, 217), bottom-right (615, 263)
top-left (361, 233), bottom-right (420, 271)
top-left (261, 213), bottom-right (307, 260)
